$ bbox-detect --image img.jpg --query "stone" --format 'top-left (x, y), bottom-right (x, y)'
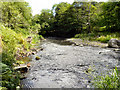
top-left (27, 63), bottom-right (31, 67)
top-left (117, 40), bottom-right (120, 47)
top-left (40, 48), bottom-right (44, 51)
top-left (87, 85), bottom-right (90, 88)
top-left (14, 64), bottom-right (28, 73)
top-left (80, 44), bottom-right (83, 47)
top-left (35, 56), bottom-right (40, 60)
top-left (20, 74), bottom-right (27, 80)
top-left (75, 43), bottom-right (79, 46)
top-left (113, 49), bottom-right (120, 52)
top-left (32, 52), bottom-right (36, 55)
top-left (26, 36), bottom-right (32, 43)
top-left (108, 39), bottom-right (120, 48)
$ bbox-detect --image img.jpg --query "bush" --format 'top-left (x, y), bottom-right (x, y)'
top-left (0, 24), bottom-right (35, 89)
top-left (74, 33), bottom-right (96, 41)
top-left (0, 62), bottom-right (20, 89)
top-left (92, 67), bottom-right (120, 88)
top-left (96, 34), bottom-right (119, 43)
top-left (74, 32), bottom-right (120, 43)
top-left (96, 35), bottom-right (112, 43)
top-left (1, 25), bottom-right (17, 66)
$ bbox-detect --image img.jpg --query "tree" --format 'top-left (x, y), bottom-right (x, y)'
top-left (1, 1), bottom-right (32, 30)
top-left (39, 9), bottom-right (53, 25)
top-left (54, 2), bottom-right (71, 31)
top-left (100, 1), bottom-right (120, 32)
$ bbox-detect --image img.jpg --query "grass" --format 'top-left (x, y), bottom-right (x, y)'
top-left (92, 67), bottom-right (120, 88)
top-left (74, 32), bottom-right (120, 43)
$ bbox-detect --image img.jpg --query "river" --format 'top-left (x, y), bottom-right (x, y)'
top-left (21, 37), bottom-right (119, 88)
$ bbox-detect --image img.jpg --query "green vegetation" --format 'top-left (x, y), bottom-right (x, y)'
top-left (74, 32), bottom-right (120, 43)
top-left (1, 0), bottom-right (120, 89)
top-left (0, 1), bottom-right (42, 89)
top-left (92, 67), bottom-right (120, 88)
top-left (32, 1), bottom-right (120, 42)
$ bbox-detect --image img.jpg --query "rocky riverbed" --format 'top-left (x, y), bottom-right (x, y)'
top-left (21, 38), bottom-right (120, 88)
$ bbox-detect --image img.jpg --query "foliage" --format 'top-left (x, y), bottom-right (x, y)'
top-left (0, 1), bottom-right (42, 89)
top-left (93, 67), bottom-right (120, 88)
top-left (0, 62), bottom-right (20, 89)
top-left (100, 2), bottom-right (120, 31)
top-left (1, 0), bottom-right (120, 89)
top-left (36, 1), bottom-right (120, 38)
top-left (96, 35), bottom-right (113, 43)
top-left (39, 9), bottom-right (52, 25)
top-left (74, 32), bottom-right (120, 43)
top-left (96, 32), bottom-right (120, 43)
top-left (74, 33), bottom-right (96, 41)
top-left (31, 24), bottom-right (41, 34)
top-left (1, 2), bottom-right (32, 29)
top-left (1, 24), bottom-right (18, 66)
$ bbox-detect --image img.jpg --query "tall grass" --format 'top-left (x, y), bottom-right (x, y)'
top-left (92, 67), bottom-right (120, 88)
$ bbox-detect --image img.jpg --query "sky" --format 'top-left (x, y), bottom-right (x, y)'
top-left (25, 0), bottom-right (74, 15)
top-left (25, 0), bottom-right (108, 16)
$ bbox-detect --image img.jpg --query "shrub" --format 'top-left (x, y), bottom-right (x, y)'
top-left (96, 35), bottom-right (112, 43)
top-left (0, 62), bottom-right (20, 89)
top-left (0, 24), bottom-right (33, 88)
top-left (96, 34), bottom-right (118, 43)
top-left (0, 21), bottom-right (42, 89)
top-left (92, 67), bottom-right (120, 88)
top-left (1, 25), bottom-right (18, 66)
top-left (74, 33), bottom-right (96, 41)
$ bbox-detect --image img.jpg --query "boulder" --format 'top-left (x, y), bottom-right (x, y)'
top-left (117, 40), bottom-right (120, 47)
top-left (108, 39), bottom-right (120, 48)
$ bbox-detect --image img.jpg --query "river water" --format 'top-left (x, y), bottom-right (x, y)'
top-left (21, 38), bottom-right (120, 88)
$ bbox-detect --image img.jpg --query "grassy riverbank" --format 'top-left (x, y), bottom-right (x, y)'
top-left (0, 23), bottom-right (43, 89)
top-left (0, 1), bottom-right (43, 89)
top-left (74, 32), bottom-right (120, 43)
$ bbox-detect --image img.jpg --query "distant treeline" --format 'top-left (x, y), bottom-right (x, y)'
top-left (32, 1), bottom-right (120, 37)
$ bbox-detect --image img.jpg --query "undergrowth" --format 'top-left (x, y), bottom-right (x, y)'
top-left (0, 24), bottom-right (42, 89)
top-left (74, 32), bottom-right (120, 43)
top-left (92, 67), bottom-right (120, 88)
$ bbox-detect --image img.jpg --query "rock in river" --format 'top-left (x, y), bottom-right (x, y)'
top-left (35, 56), bottom-right (40, 60)
top-left (108, 39), bottom-right (120, 48)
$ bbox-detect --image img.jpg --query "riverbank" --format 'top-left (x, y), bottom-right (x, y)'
top-left (21, 38), bottom-right (119, 88)
top-left (66, 38), bottom-right (108, 48)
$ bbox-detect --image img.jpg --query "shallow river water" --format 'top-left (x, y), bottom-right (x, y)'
top-left (21, 38), bottom-right (120, 88)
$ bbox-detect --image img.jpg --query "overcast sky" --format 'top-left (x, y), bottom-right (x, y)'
top-left (25, 0), bottom-right (108, 16)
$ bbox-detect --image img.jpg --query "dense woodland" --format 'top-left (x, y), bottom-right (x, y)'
top-left (33, 1), bottom-right (120, 39)
top-left (0, 0), bottom-right (120, 89)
